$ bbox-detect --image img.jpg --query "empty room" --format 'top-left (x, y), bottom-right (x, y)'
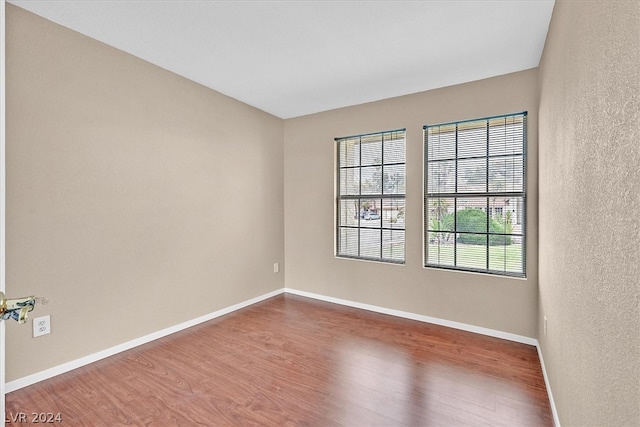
top-left (1, 0), bottom-right (638, 426)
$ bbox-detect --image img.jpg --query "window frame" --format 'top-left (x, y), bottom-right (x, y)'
top-left (335, 129), bottom-right (406, 264)
top-left (424, 112), bottom-right (527, 277)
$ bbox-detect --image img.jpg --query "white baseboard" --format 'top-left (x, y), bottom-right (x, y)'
top-left (5, 285), bottom-right (560, 427)
top-left (285, 287), bottom-right (561, 425)
top-left (536, 342), bottom-right (561, 427)
top-left (284, 287), bottom-right (537, 345)
top-left (5, 288), bottom-right (284, 393)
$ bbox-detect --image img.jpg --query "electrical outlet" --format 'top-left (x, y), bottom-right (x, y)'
top-left (33, 315), bottom-right (51, 338)
top-left (543, 316), bottom-right (547, 337)
top-left (273, 262), bottom-right (279, 273)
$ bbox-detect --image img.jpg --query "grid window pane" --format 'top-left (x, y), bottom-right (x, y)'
top-left (508, 201), bottom-right (524, 236)
top-left (360, 229), bottom-right (381, 259)
top-left (458, 158), bottom-right (487, 193)
top-left (427, 232), bottom-right (454, 266)
top-left (340, 138), bottom-right (360, 167)
top-left (361, 166), bottom-right (382, 195)
top-left (489, 116), bottom-right (525, 156)
top-left (457, 235), bottom-right (488, 270)
top-left (340, 168), bottom-right (360, 195)
top-left (337, 129), bottom-right (406, 263)
top-left (489, 243), bottom-right (524, 274)
top-left (339, 228), bottom-right (359, 257)
top-left (384, 135), bottom-right (406, 164)
top-left (382, 198), bottom-right (405, 229)
top-left (383, 164), bottom-right (405, 194)
top-left (360, 199), bottom-right (382, 228)
top-left (427, 125), bottom-right (456, 160)
top-left (456, 199), bottom-right (489, 234)
top-left (505, 242), bottom-right (524, 272)
top-left (427, 160), bottom-right (455, 194)
top-left (427, 197), bottom-right (455, 233)
top-left (458, 122), bottom-right (487, 158)
top-left (382, 230), bottom-right (405, 262)
top-left (360, 135), bottom-right (382, 166)
top-left (425, 112), bottom-right (526, 277)
top-left (339, 200), bottom-right (359, 227)
top-left (488, 155), bottom-right (524, 192)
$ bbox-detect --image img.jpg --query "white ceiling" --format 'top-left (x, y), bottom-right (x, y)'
top-left (8, 0), bottom-right (555, 119)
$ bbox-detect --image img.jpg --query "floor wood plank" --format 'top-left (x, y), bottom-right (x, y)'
top-left (5, 294), bottom-right (553, 426)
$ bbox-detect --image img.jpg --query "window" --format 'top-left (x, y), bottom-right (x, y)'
top-left (336, 129), bottom-right (406, 263)
top-left (424, 112), bottom-right (526, 277)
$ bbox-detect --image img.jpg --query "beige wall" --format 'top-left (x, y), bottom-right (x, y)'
top-left (5, 5), bottom-right (284, 381)
top-left (284, 69), bottom-right (539, 338)
top-left (538, 0), bottom-right (640, 425)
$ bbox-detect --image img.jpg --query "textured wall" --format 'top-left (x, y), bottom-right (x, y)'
top-left (284, 69), bottom-right (540, 338)
top-left (538, 0), bottom-right (640, 425)
top-left (5, 5), bottom-right (284, 381)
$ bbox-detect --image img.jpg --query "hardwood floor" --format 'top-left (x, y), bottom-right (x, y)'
top-left (5, 294), bottom-right (553, 426)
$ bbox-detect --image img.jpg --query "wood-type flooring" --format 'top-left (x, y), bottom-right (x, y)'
top-left (5, 294), bottom-right (553, 426)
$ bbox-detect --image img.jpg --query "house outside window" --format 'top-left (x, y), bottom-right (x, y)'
top-left (336, 129), bottom-right (406, 263)
top-left (424, 112), bottom-right (526, 277)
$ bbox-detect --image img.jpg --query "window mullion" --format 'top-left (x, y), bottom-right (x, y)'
top-left (358, 136), bottom-right (362, 258)
top-left (486, 120), bottom-right (490, 271)
top-left (454, 197), bottom-right (458, 268)
top-left (336, 141), bottom-right (341, 258)
top-left (454, 124), bottom-right (458, 268)
top-left (380, 134), bottom-right (384, 258)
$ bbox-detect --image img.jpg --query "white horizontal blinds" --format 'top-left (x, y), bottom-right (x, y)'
top-left (337, 129), bottom-right (406, 263)
top-left (425, 113), bottom-right (526, 277)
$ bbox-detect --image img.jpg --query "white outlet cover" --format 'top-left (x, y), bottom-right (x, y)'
top-left (33, 315), bottom-right (51, 338)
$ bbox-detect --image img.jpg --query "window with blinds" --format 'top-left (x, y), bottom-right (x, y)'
top-left (424, 112), bottom-right (526, 277)
top-left (336, 129), bottom-right (406, 264)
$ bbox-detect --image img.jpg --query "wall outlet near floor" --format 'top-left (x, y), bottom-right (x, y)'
top-left (543, 316), bottom-right (548, 337)
top-left (273, 262), bottom-right (279, 273)
top-left (33, 315), bottom-right (51, 338)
